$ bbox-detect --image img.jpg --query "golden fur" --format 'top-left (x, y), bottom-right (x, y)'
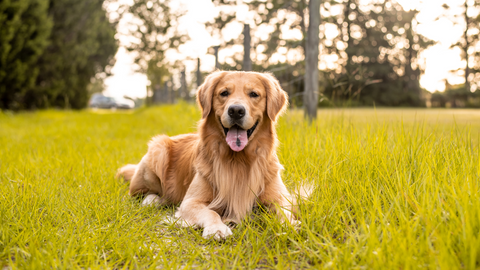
top-left (117, 71), bottom-right (297, 240)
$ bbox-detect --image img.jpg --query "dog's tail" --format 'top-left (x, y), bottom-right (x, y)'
top-left (116, 164), bottom-right (137, 182)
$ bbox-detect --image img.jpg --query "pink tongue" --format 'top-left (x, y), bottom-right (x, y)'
top-left (226, 126), bottom-right (248, 152)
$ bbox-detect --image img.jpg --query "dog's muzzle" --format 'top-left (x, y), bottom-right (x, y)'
top-left (220, 118), bottom-right (259, 152)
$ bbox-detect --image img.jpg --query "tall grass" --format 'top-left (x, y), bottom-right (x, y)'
top-left (0, 105), bottom-right (479, 268)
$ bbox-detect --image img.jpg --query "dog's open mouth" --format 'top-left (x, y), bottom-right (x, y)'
top-left (220, 119), bottom-right (259, 152)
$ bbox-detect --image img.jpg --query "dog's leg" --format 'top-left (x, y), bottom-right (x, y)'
top-left (128, 135), bottom-right (171, 202)
top-left (260, 173), bottom-right (299, 227)
top-left (175, 173), bottom-right (232, 240)
top-left (130, 160), bottom-right (168, 207)
top-left (129, 157), bottom-right (162, 196)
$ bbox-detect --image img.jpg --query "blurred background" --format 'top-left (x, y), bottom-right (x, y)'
top-left (1, 0), bottom-right (479, 112)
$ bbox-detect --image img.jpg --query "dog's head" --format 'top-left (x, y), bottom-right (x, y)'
top-left (197, 71), bottom-right (288, 152)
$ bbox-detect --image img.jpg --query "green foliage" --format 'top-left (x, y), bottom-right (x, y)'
top-left (211, 0), bottom-right (434, 107)
top-left (444, 0), bottom-right (480, 92)
top-left (209, 0), bottom-right (307, 70)
top-left (0, 0), bottom-right (52, 110)
top-left (0, 0), bottom-right (117, 110)
top-left (124, 0), bottom-right (187, 72)
top-left (123, 0), bottom-right (188, 103)
top-left (33, 0), bottom-right (118, 109)
top-left (86, 75), bottom-right (107, 95)
top-left (1, 105), bottom-right (480, 268)
top-left (322, 0), bottom-right (433, 107)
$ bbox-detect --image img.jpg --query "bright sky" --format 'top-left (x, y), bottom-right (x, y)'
top-left (104, 0), bottom-right (472, 99)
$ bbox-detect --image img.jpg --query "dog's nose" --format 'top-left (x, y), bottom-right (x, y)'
top-left (228, 105), bottom-right (246, 120)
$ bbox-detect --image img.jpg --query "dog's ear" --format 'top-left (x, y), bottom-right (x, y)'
top-left (258, 73), bottom-right (289, 122)
top-left (196, 71), bottom-right (227, 119)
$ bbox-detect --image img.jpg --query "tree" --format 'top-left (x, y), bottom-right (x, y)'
top-left (211, 0), bottom-right (433, 107)
top-left (87, 75), bottom-right (107, 95)
top-left (123, 0), bottom-right (188, 104)
top-left (31, 0), bottom-right (117, 109)
top-left (209, 0), bottom-right (308, 69)
top-left (209, 0), bottom-right (310, 106)
top-left (148, 55), bottom-right (170, 104)
top-left (323, 0), bottom-right (432, 106)
top-left (400, 9), bottom-right (433, 106)
top-left (430, 81), bottom-right (480, 108)
top-left (446, 0), bottom-right (480, 92)
top-left (0, 0), bottom-right (52, 110)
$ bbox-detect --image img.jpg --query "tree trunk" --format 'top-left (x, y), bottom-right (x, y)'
top-left (464, 0), bottom-right (470, 91)
top-left (243, 24), bottom-right (252, 71)
top-left (163, 81), bottom-right (169, 103)
top-left (304, 0), bottom-right (321, 121)
top-left (197, 58), bottom-right (202, 88)
top-left (181, 70), bottom-right (189, 101)
top-left (404, 12), bottom-right (420, 103)
top-left (170, 76), bottom-right (175, 103)
top-left (145, 87), bottom-right (150, 107)
top-left (214, 46), bottom-right (221, 70)
top-left (152, 84), bottom-right (160, 104)
top-left (344, 0), bottom-right (353, 69)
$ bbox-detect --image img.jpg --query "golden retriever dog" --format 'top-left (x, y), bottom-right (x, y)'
top-left (117, 71), bottom-right (297, 240)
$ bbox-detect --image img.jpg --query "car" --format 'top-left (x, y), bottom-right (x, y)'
top-left (89, 93), bottom-right (116, 109)
top-left (89, 94), bottom-right (134, 109)
top-left (112, 97), bottom-right (135, 109)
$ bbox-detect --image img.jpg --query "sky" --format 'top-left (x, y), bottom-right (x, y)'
top-left (104, 0), bottom-right (472, 99)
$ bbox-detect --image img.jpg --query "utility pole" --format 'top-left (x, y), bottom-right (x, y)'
top-left (464, 0), bottom-right (470, 92)
top-left (243, 24), bottom-right (252, 71)
top-left (213, 46), bottom-right (221, 70)
top-left (304, 0), bottom-right (321, 121)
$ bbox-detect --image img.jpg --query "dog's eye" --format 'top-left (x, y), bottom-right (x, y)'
top-left (249, 92), bottom-right (259, 98)
top-left (220, 90), bottom-right (229, 97)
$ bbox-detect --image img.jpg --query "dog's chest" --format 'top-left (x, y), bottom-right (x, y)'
top-left (204, 157), bottom-right (266, 222)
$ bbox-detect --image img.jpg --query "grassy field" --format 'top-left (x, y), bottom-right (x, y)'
top-left (1, 104), bottom-right (480, 269)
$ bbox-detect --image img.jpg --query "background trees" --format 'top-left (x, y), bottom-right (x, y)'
top-left (122, 0), bottom-right (188, 104)
top-left (209, 0), bottom-right (436, 107)
top-left (447, 0), bottom-right (480, 92)
top-left (322, 0), bottom-right (433, 106)
top-left (0, 0), bottom-right (117, 110)
top-left (34, 0), bottom-right (117, 109)
top-left (1, 0), bottom-right (479, 110)
top-left (0, 0), bottom-right (51, 110)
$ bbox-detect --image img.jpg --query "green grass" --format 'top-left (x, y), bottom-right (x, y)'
top-left (1, 104), bottom-right (479, 269)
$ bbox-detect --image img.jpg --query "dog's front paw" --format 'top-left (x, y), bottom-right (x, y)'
top-left (290, 219), bottom-right (301, 230)
top-left (202, 223), bottom-right (232, 241)
top-left (281, 214), bottom-right (301, 230)
top-left (141, 194), bottom-right (162, 207)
